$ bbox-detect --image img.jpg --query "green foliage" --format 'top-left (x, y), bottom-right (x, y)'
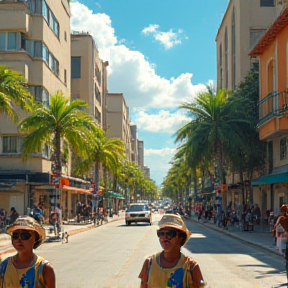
top-left (0, 65), bottom-right (33, 122)
top-left (18, 91), bottom-right (101, 173)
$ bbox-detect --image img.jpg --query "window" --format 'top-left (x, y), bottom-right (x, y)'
top-left (95, 84), bottom-right (101, 104)
top-left (42, 0), bottom-right (59, 38)
top-left (0, 32), bottom-right (21, 51)
top-left (42, 0), bottom-right (49, 22)
top-left (64, 69), bottom-right (67, 84)
top-left (71, 57), bottom-right (81, 79)
top-left (280, 137), bottom-right (287, 160)
top-left (250, 30), bottom-right (265, 47)
top-left (29, 86), bottom-right (50, 107)
top-left (28, 0), bottom-right (42, 14)
top-left (260, 0), bottom-right (275, 7)
top-left (2, 136), bottom-right (19, 153)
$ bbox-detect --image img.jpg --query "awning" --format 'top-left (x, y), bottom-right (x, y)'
top-left (62, 185), bottom-right (93, 195)
top-left (108, 191), bottom-right (125, 199)
top-left (0, 180), bottom-right (18, 190)
top-left (251, 172), bottom-right (288, 185)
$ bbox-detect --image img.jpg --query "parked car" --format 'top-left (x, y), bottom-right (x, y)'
top-left (125, 203), bottom-right (151, 225)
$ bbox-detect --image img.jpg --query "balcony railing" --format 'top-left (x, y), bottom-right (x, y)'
top-left (258, 90), bottom-right (288, 127)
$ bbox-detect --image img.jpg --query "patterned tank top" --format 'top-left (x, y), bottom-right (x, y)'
top-left (0, 255), bottom-right (47, 288)
top-left (148, 252), bottom-right (193, 288)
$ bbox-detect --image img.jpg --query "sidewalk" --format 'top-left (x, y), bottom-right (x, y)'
top-left (184, 214), bottom-right (282, 257)
top-left (0, 211), bottom-right (125, 261)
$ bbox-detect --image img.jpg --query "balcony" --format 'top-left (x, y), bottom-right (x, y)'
top-left (258, 90), bottom-right (288, 139)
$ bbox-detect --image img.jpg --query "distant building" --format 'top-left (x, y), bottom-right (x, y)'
top-left (138, 140), bottom-right (144, 169)
top-left (143, 166), bottom-right (150, 179)
top-left (71, 32), bottom-right (105, 127)
top-left (130, 124), bottom-right (138, 165)
top-left (106, 93), bottom-right (132, 161)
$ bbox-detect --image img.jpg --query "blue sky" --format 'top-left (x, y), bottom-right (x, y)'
top-left (71, 0), bottom-right (229, 185)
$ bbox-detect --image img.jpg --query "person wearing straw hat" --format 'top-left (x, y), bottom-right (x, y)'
top-left (0, 215), bottom-right (55, 288)
top-left (138, 213), bottom-right (205, 288)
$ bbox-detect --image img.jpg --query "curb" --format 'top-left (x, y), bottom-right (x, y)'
top-left (183, 216), bottom-right (283, 258)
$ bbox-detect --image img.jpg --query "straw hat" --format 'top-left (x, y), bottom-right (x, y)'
top-left (280, 205), bottom-right (287, 213)
top-left (7, 215), bottom-right (46, 249)
top-left (158, 214), bottom-right (192, 246)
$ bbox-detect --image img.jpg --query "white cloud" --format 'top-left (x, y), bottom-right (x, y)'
top-left (142, 24), bottom-right (159, 34)
top-left (133, 109), bottom-right (190, 134)
top-left (144, 148), bottom-right (176, 184)
top-left (142, 24), bottom-right (188, 50)
top-left (71, 2), bottom-right (206, 109)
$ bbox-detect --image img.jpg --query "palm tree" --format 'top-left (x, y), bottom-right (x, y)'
top-left (74, 133), bottom-right (125, 195)
top-left (0, 65), bottom-right (33, 122)
top-left (176, 86), bottom-right (248, 209)
top-left (18, 91), bottom-right (101, 174)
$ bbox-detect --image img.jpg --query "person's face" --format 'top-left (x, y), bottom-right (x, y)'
top-left (157, 228), bottom-right (184, 252)
top-left (11, 229), bottom-right (37, 252)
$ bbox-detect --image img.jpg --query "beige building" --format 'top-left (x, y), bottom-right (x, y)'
top-left (106, 93), bottom-right (132, 161)
top-left (216, 0), bottom-right (276, 91)
top-left (130, 124), bottom-right (138, 165)
top-left (137, 140), bottom-right (144, 169)
top-left (71, 32), bottom-right (106, 127)
top-left (215, 0), bottom-right (276, 210)
top-left (0, 0), bottom-right (71, 215)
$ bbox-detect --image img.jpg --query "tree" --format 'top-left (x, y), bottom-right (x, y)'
top-left (229, 70), bottom-right (266, 206)
top-left (176, 86), bottom-right (249, 209)
top-left (0, 65), bottom-right (33, 122)
top-left (74, 133), bottom-right (125, 196)
top-left (18, 91), bottom-right (101, 174)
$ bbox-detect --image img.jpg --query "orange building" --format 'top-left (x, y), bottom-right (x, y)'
top-left (250, 7), bottom-right (288, 215)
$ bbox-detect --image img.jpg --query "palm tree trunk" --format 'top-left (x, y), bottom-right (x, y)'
top-left (94, 162), bottom-right (100, 194)
top-left (53, 129), bottom-right (62, 174)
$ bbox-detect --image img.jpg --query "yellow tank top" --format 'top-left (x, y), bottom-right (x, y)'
top-left (3, 255), bottom-right (46, 288)
top-left (148, 252), bottom-right (193, 288)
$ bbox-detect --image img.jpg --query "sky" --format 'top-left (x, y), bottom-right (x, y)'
top-left (70, 0), bottom-right (230, 186)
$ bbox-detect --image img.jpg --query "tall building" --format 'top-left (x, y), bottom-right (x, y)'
top-left (215, 0), bottom-right (276, 209)
top-left (137, 140), bottom-right (144, 169)
top-left (71, 32), bottom-right (104, 127)
top-left (0, 0), bottom-right (71, 214)
top-left (106, 93), bottom-right (132, 161)
top-left (250, 1), bottom-right (288, 215)
top-left (216, 0), bottom-right (276, 91)
top-left (143, 166), bottom-right (150, 179)
top-left (130, 124), bottom-right (138, 165)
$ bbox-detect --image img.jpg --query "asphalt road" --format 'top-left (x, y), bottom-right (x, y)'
top-left (35, 214), bottom-right (286, 288)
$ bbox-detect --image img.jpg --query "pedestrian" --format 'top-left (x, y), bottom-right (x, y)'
top-left (138, 214), bottom-right (205, 287)
top-left (274, 205), bottom-right (288, 255)
top-left (0, 215), bottom-right (55, 288)
top-left (64, 232), bottom-right (69, 243)
top-left (9, 207), bottom-right (19, 224)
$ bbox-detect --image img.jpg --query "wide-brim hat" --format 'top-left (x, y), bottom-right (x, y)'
top-left (158, 214), bottom-right (192, 246)
top-left (281, 205), bottom-right (287, 213)
top-left (7, 215), bottom-right (46, 247)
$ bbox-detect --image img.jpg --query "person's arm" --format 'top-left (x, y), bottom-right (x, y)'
top-left (189, 259), bottom-right (205, 287)
top-left (43, 263), bottom-right (56, 288)
top-left (138, 258), bottom-right (150, 288)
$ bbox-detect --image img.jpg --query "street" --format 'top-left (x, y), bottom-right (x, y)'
top-left (33, 214), bottom-right (286, 288)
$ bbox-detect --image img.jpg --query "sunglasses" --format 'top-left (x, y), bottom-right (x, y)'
top-left (157, 229), bottom-right (178, 238)
top-left (12, 232), bottom-right (33, 241)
